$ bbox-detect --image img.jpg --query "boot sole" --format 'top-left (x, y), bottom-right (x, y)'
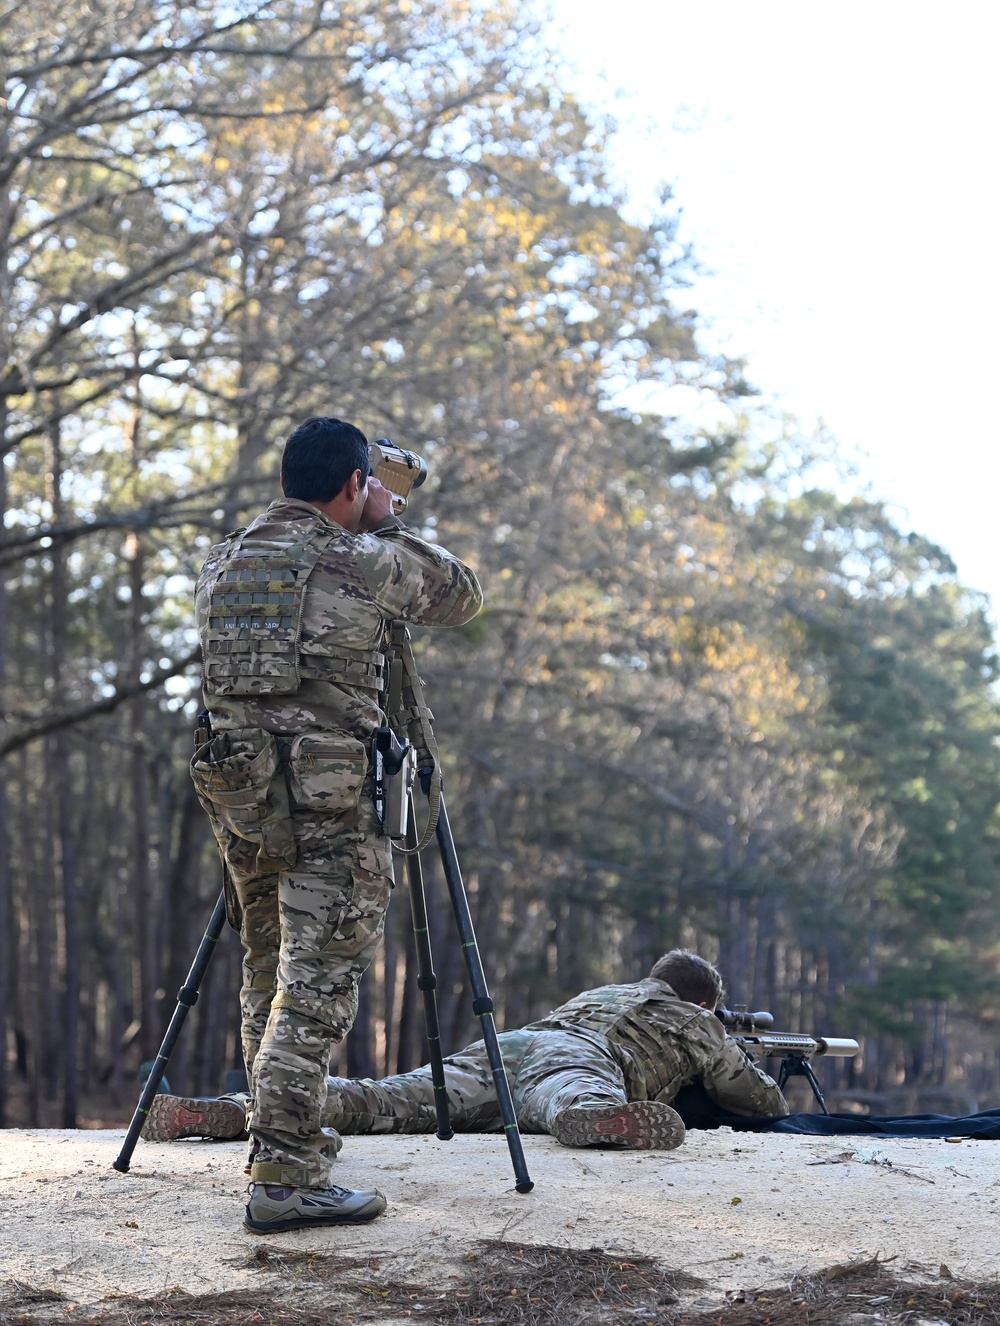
top-left (244, 1204), bottom-right (384, 1230)
top-left (551, 1101), bottom-right (685, 1150)
top-left (243, 1208), bottom-right (384, 1233)
top-left (141, 1095), bottom-right (246, 1143)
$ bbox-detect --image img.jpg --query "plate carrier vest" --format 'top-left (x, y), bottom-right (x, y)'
top-left (202, 519), bottom-right (387, 698)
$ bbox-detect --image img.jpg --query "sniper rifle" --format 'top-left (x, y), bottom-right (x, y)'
top-left (716, 1005), bottom-right (859, 1115)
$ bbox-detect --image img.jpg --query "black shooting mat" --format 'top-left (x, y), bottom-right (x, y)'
top-left (672, 1083), bottom-right (1000, 1138)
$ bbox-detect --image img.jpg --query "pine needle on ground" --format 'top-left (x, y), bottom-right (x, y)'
top-left (3, 1241), bottom-right (999, 1326)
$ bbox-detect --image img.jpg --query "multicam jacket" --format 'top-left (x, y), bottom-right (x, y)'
top-left (195, 498), bottom-right (483, 740)
top-left (528, 977), bottom-right (789, 1117)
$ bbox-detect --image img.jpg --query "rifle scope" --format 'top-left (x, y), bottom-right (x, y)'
top-left (716, 1006), bottom-right (775, 1032)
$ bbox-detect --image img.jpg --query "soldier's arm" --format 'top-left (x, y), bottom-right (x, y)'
top-left (700, 1038), bottom-right (790, 1118)
top-left (355, 525), bottom-right (484, 628)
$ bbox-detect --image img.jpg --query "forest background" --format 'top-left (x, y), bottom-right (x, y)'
top-left (2, 0), bottom-right (999, 1129)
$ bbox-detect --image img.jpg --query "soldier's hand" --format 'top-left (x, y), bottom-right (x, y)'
top-left (358, 476), bottom-right (395, 530)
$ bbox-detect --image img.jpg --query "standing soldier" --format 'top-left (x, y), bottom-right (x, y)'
top-left (190, 417), bottom-right (482, 1232)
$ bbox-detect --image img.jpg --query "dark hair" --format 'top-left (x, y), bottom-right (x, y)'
top-left (649, 949), bottom-right (724, 1009)
top-left (280, 416), bottom-right (370, 502)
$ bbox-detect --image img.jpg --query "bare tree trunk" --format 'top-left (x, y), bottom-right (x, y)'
top-left (125, 532), bottom-right (158, 1063)
top-left (219, 931), bottom-right (243, 1090)
top-left (428, 860), bottom-right (470, 1054)
top-left (192, 936), bottom-right (221, 1096)
top-left (380, 909), bottom-right (398, 1077)
top-left (14, 749), bottom-right (39, 1124)
top-left (0, 82), bottom-right (14, 1125)
top-left (163, 779), bottom-right (211, 1094)
top-left (0, 410), bottom-right (9, 1123)
top-left (8, 822), bottom-right (27, 1116)
top-left (191, 927), bottom-right (241, 1096)
top-left (100, 769), bottom-right (128, 1107)
top-left (395, 917), bottom-right (421, 1073)
top-left (53, 729), bottom-right (79, 1126)
top-left (47, 421), bottom-right (80, 1125)
top-left (36, 799), bottom-right (61, 1106)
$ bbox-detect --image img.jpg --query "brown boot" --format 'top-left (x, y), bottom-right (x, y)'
top-left (551, 1101), bottom-right (685, 1150)
top-left (141, 1094), bottom-right (248, 1143)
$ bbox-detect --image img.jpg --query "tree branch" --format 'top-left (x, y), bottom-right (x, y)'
top-left (0, 477), bottom-right (272, 566)
top-left (0, 648), bottom-right (202, 760)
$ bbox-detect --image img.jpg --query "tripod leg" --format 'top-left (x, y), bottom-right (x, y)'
top-left (424, 775), bottom-right (533, 1194)
top-left (112, 890), bottom-right (228, 1172)
top-left (402, 789), bottom-right (453, 1140)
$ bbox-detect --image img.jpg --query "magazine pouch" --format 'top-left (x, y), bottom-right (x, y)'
top-left (287, 732), bottom-right (368, 823)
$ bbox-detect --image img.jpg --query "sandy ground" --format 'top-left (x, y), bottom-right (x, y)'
top-left (2, 1126), bottom-right (999, 1310)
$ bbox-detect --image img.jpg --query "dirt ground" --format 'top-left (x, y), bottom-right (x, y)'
top-left (2, 1125), bottom-right (1000, 1316)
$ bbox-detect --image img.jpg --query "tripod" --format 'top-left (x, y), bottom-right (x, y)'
top-left (113, 765), bottom-right (534, 1194)
top-left (397, 767), bottom-right (532, 1191)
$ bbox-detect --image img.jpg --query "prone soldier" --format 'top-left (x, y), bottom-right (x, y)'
top-left (144, 950), bottom-right (788, 1153)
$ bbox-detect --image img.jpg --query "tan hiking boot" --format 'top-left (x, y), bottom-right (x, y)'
top-left (141, 1094), bottom-right (248, 1143)
top-left (551, 1100), bottom-right (685, 1150)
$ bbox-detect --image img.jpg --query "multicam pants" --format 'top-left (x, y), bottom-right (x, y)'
top-left (319, 1027), bottom-right (631, 1138)
top-left (219, 784), bottom-right (393, 1189)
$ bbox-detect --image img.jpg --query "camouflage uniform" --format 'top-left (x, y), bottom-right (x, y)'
top-left (192, 498), bottom-right (482, 1188)
top-left (319, 979), bottom-right (788, 1138)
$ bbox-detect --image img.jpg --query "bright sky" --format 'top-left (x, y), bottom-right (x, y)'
top-left (548, 1), bottom-right (1000, 618)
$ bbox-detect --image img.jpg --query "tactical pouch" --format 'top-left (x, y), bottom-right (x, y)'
top-left (287, 732), bottom-right (368, 815)
top-left (190, 728), bottom-right (295, 863)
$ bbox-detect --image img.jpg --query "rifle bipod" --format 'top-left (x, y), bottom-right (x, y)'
top-left (777, 1055), bottom-right (831, 1115)
top-left (112, 775), bottom-right (534, 1195)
